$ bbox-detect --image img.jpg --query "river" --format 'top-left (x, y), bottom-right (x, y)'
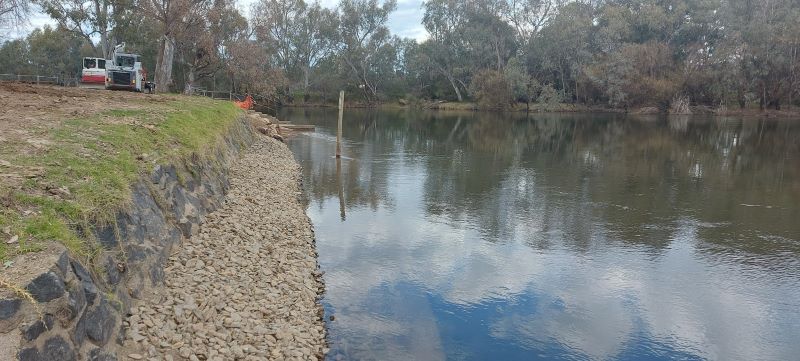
top-left (281, 108), bottom-right (800, 361)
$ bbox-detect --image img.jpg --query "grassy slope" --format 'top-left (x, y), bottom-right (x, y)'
top-left (0, 97), bottom-right (241, 263)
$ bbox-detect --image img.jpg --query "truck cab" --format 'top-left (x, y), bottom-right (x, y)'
top-left (105, 47), bottom-right (146, 92)
top-left (79, 57), bottom-right (107, 88)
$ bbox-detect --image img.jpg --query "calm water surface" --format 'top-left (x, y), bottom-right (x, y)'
top-left (281, 108), bottom-right (800, 361)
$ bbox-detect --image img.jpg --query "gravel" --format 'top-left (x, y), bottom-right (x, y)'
top-left (123, 138), bottom-right (326, 360)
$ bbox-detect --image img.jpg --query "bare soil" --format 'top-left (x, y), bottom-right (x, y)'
top-left (0, 83), bottom-right (181, 190)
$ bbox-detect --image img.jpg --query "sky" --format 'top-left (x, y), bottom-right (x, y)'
top-left (8, 0), bottom-right (428, 42)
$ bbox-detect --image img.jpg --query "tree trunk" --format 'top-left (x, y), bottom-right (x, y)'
top-left (155, 36), bottom-right (176, 93)
top-left (302, 66), bottom-right (310, 91)
top-left (447, 74), bottom-right (463, 102)
top-left (184, 66), bottom-right (195, 95)
top-left (100, 32), bottom-right (110, 59)
top-left (94, 0), bottom-right (111, 59)
top-left (495, 39), bottom-right (502, 71)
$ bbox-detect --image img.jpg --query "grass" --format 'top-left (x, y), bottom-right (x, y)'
top-left (0, 97), bottom-right (242, 263)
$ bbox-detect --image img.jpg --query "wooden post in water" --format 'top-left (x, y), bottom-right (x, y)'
top-left (337, 90), bottom-right (344, 158)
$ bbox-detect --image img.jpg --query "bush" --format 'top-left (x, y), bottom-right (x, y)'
top-left (469, 69), bottom-right (513, 109)
top-left (537, 84), bottom-right (563, 105)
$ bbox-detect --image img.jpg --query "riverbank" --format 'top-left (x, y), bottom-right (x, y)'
top-left (281, 99), bottom-right (800, 117)
top-left (122, 138), bottom-right (326, 361)
top-left (0, 83), bottom-right (324, 360)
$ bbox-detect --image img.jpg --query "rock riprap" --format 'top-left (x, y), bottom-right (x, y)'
top-left (123, 138), bottom-right (326, 361)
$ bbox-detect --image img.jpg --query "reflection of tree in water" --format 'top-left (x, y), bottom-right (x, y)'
top-left (284, 108), bottom-right (800, 266)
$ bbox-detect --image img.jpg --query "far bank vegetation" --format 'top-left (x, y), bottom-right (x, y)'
top-left (1, 0), bottom-right (799, 113)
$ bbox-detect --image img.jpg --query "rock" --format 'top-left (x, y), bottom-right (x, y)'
top-left (6, 235), bottom-right (18, 244)
top-left (40, 336), bottom-right (77, 361)
top-left (25, 271), bottom-right (66, 302)
top-left (0, 298), bottom-right (21, 320)
top-left (127, 354), bottom-right (144, 360)
top-left (83, 300), bottom-right (116, 345)
top-left (105, 256), bottom-right (121, 285)
top-left (67, 280), bottom-right (87, 319)
top-left (18, 347), bottom-right (39, 361)
top-left (89, 348), bottom-right (118, 361)
top-left (23, 314), bottom-right (55, 341)
top-left (71, 260), bottom-right (93, 281)
top-left (83, 280), bottom-right (99, 305)
top-left (121, 139), bottom-right (326, 360)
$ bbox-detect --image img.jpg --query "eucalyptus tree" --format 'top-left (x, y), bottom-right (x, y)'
top-left (294, 3), bottom-right (338, 93)
top-left (335, 0), bottom-right (397, 101)
top-left (252, 0), bottom-right (305, 71)
top-left (0, 0), bottom-right (30, 29)
top-left (421, 0), bottom-right (476, 101)
top-left (34, 0), bottom-right (135, 58)
top-left (178, 0), bottom-right (248, 93)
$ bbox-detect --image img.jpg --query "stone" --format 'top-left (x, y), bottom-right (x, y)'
top-left (56, 251), bottom-right (69, 276)
top-left (23, 314), bottom-right (55, 341)
top-left (41, 335), bottom-right (77, 361)
top-left (71, 260), bottom-right (93, 281)
top-left (18, 347), bottom-right (39, 361)
top-left (96, 224), bottom-right (119, 249)
top-left (67, 280), bottom-right (87, 319)
top-left (83, 280), bottom-right (99, 305)
top-left (0, 298), bottom-right (21, 320)
top-left (127, 354), bottom-right (144, 360)
top-left (105, 256), bottom-right (121, 285)
top-left (89, 348), bottom-right (118, 361)
top-left (72, 307), bottom-right (87, 346)
top-left (25, 271), bottom-right (66, 302)
top-left (83, 300), bottom-right (116, 345)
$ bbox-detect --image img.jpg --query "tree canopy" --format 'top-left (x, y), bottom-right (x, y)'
top-left (1, 0), bottom-right (798, 111)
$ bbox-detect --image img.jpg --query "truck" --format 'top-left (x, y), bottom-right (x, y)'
top-left (104, 43), bottom-right (152, 92)
top-left (79, 57), bottom-right (106, 89)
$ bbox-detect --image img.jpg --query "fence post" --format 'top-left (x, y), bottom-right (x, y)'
top-left (336, 90), bottom-right (344, 158)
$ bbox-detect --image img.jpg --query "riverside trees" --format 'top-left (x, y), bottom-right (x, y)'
top-left (3, 0), bottom-right (799, 110)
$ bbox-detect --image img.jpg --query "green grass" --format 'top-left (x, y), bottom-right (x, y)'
top-left (0, 97), bottom-right (242, 262)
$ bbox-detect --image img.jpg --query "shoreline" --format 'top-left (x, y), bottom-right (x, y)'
top-left (121, 137), bottom-right (327, 360)
top-left (279, 102), bottom-right (800, 118)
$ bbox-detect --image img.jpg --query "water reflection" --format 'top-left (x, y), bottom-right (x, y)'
top-left (284, 108), bottom-right (800, 361)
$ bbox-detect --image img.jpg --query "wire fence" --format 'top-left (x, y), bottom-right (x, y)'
top-left (0, 74), bottom-right (277, 113)
top-left (0, 73), bottom-right (80, 87)
top-left (191, 88), bottom-right (278, 115)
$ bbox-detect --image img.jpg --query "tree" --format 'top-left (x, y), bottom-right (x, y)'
top-left (0, 0), bottom-right (31, 30)
top-left (178, 0), bottom-right (247, 94)
top-left (139, 0), bottom-right (210, 92)
top-left (35, 0), bottom-right (133, 58)
top-left (335, 0), bottom-right (397, 102)
top-left (294, 3), bottom-right (337, 92)
top-left (252, 0), bottom-right (338, 95)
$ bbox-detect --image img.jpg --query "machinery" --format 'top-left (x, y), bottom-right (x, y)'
top-left (105, 43), bottom-right (150, 92)
top-left (79, 57), bottom-right (107, 89)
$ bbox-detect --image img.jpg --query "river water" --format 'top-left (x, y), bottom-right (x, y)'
top-left (282, 108), bottom-right (800, 361)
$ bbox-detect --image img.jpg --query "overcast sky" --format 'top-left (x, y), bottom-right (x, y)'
top-left (9, 0), bottom-right (428, 41)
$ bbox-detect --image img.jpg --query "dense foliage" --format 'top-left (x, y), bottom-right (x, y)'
top-left (2, 0), bottom-right (799, 110)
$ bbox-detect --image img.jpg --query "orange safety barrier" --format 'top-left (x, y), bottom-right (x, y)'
top-left (234, 95), bottom-right (254, 110)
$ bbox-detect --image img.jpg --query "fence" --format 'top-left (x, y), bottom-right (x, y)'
top-left (191, 88), bottom-right (278, 115)
top-left (0, 73), bottom-right (80, 87)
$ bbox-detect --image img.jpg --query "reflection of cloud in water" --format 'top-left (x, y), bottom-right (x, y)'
top-left (285, 109), bottom-right (800, 361)
top-left (318, 192), bottom-right (800, 360)
top-left (487, 221), bottom-right (796, 361)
